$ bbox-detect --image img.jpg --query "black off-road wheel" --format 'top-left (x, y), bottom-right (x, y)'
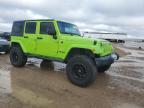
top-left (10, 47), bottom-right (27, 67)
top-left (97, 65), bottom-right (111, 73)
top-left (66, 55), bottom-right (97, 87)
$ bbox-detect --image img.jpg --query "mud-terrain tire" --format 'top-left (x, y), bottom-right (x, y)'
top-left (66, 55), bottom-right (97, 87)
top-left (98, 65), bottom-right (111, 73)
top-left (10, 47), bottom-right (27, 67)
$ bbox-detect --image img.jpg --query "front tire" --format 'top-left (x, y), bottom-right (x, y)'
top-left (66, 55), bottom-right (97, 87)
top-left (10, 47), bottom-right (27, 67)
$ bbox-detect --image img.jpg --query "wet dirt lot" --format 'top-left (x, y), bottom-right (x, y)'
top-left (0, 44), bottom-right (144, 108)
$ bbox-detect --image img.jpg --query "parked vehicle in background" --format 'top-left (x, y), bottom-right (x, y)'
top-left (0, 32), bottom-right (11, 41)
top-left (10, 19), bottom-right (119, 87)
top-left (0, 37), bottom-right (10, 53)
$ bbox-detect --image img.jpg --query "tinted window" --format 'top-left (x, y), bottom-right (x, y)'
top-left (25, 22), bottom-right (36, 34)
top-left (11, 21), bottom-right (25, 36)
top-left (40, 22), bottom-right (55, 35)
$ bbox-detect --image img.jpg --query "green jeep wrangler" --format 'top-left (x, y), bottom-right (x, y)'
top-left (10, 19), bottom-right (119, 87)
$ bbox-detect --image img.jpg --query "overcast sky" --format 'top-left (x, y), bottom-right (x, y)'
top-left (0, 0), bottom-right (144, 38)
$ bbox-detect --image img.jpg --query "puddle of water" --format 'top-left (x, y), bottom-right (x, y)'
top-left (53, 62), bottom-right (66, 72)
top-left (40, 60), bottom-right (54, 70)
top-left (0, 70), bottom-right (11, 94)
top-left (107, 45), bottom-right (144, 93)
top-left (12, 86), bottom-right (54, 108)
top-left (27, 58), bottom-right (66, 72)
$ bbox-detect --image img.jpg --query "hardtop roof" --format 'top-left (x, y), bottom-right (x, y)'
top-left (14, 19), bottom-right (55, 22)
top-left (13, 19), bottom-right (76, 26)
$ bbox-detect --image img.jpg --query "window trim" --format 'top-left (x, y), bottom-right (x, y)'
top-left (25, 22), bottom-right (37, 34)
top-left (39, 22), bottom-right (55, 35)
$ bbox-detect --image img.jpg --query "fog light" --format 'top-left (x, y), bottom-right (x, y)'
top-left (111, 53), bottom-right (118, 60)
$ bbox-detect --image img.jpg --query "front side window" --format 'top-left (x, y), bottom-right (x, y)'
top-left (25, 22), bottom-right (36, 34)
top-left (11, 21), bottom-right (25, 36)
top-left (58, 21), bottom-right (81, 36)
top-left (40, 22), bottom-right (55, 35)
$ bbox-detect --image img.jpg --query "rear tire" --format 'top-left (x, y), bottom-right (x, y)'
top-left (98, 65), bottom-right (111, 73)
top-left (10, 47), bottom-right (27, 67)
top-left (66, 55), bottom-right (97, 87)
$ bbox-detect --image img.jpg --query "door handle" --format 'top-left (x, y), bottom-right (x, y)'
top-left (24, 36), bottom-right (28, 38)
top-left (37, 37), bottom-right (43, 39)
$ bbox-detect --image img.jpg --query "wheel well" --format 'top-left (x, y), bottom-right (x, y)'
top-left (11, 42), bottom-right (21, 47)
top-left (64, 48), bottom-right (95, 63)
top-left (11, 42), bottom-right (22, 50)
top-left (10, 42), bottom-right (26, 55)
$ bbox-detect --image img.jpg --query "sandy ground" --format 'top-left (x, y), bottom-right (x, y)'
top-left (0, 43), bottom-right (144, 108)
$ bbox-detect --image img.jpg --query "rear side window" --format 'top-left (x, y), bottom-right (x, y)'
top-left (11, 21), bottom-right (25, 36)
top-left (25, 22), bottom-right (36, 34)
top-left (40, 22), bottom-right (54, 35)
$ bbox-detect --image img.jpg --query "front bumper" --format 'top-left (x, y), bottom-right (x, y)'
top-left (95, 53), bottom-right (119, 67)
top-left (0, 45), bottom-right (10, 52)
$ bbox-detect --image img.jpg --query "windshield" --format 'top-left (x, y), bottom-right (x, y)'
top-left (58, 21), bottom-right (81, 36)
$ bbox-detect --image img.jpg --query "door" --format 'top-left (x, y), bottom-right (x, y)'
top-left (36, 22), bottom-right (58, 57)
top-left (23, 21), bottom-right (37, 54)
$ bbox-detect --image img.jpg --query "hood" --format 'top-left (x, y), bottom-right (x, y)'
top-left (59, 34), bottom-right (113, 56)
top-left (60, 35), bottom-right (110, 44)
top-left (0, 39), bottom-right (9, 45)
